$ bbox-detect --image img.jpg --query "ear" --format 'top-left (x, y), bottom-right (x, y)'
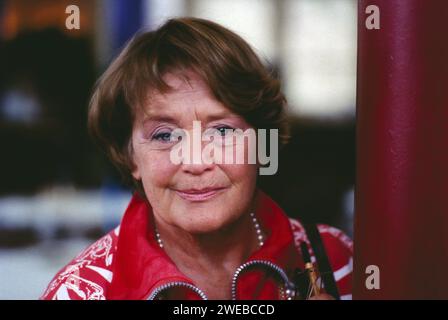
top-left (131, 164), bottom-right (141, 180)
top-left (128, 139), bottom-right (141, 180)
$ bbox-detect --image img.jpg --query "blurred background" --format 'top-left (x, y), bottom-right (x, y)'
top-left (0, 0), bottom-right (356, 299)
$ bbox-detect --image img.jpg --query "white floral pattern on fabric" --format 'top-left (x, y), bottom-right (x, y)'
top-left (41, 222), bottom-right (353, 300)
top-left (41, 226), bottom-right (119, 300)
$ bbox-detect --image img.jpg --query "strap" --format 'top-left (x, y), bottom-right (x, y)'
top-left (303, 223), bottom-right (340, 300)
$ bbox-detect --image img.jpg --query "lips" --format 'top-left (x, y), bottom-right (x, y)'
top-left (174, 187), bottom-right (227, 202)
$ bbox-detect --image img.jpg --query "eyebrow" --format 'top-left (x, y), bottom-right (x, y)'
top-left (142, 105), bottom-right (241, 125)
top-left (142, 114), bottom-right (178, 125)
top-left (142, 114), bottom-right (178, 126)
top-left (142, 110), bottom-right (238, 125)
top-left (204, 110), bottom-right (237, 122)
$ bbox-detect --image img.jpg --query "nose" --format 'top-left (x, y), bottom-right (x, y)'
top-left (175, 122), bottom-right (218, 175)
top-left (182, 135), bottom-right (215, 175)
top-left (181, 137), bottom-right (216, 175)
top-left (181, 161), bottom-right (214, 175)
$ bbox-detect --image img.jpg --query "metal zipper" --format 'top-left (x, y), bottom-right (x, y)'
top-left (231, 260), bottom-right (296, 300)
top-left (147, 260), bottom-right (295, 300)
top-left (147, 281), bottom-right (208, 300)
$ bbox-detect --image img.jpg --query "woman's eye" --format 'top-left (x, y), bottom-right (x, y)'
top-left (152, 131), bottom-right (172, 142)
top-left (216, 126), bottom-right (235, 136)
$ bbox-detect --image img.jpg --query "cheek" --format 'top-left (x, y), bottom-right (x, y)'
top-left (220, 163), bottom-right (258, 187)
top-left (136, 151), bottom-right (176, 189)
top-left (216, 139), bottom-right (259, 187)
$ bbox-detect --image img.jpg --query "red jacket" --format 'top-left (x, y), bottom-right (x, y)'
top-left (41, 190), bottom-right (353, 300)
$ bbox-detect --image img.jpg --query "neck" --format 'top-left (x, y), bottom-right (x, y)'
top-left (152, 195), bottom-right (263, 299)
top-left (155, 210), bottom-right (259, 271)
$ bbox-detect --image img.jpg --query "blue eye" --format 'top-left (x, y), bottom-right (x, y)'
top-left (216, 126), bottom-right (234, 136)
top-left (152, 131), bottom-right (172, 142)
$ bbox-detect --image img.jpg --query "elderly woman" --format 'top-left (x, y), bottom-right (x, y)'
top-left (41, 18), bottom-right (353, 300)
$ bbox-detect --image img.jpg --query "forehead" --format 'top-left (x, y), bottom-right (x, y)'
top-left (141, 71), bottom-right (230, 117)
top-left (161, 71), bottom-right (201, 91)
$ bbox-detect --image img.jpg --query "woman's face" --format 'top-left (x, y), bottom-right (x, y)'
top-left (131, 71), bottom-right (258, 234)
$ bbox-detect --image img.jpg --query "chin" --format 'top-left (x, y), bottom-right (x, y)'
top-left (175, 206), bottom-right (239, 234)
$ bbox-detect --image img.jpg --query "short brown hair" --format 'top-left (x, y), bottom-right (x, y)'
top-left (88, 17), bottom-right (289, 192)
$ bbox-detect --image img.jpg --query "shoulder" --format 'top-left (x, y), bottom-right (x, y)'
top-left (289, 218), bottom-right (353, 299)
top-left (40, 226), bottom-right (120, 300)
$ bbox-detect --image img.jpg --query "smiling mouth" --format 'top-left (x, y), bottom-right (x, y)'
top-left (174, 187), bottom-right (227, 202)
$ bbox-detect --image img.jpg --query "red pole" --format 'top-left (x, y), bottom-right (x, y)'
top-left (355, 0), bottom-right (448, 299)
